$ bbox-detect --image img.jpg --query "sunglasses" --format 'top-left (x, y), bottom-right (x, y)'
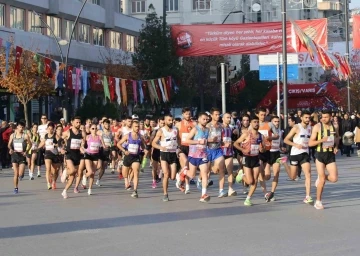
top-left (91, 128), bottom-right (97, 130)
top-left (41, 118), bottom-right (47, 120)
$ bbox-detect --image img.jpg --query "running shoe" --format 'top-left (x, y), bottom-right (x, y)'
top-left (276, 156), bottom-right (288, 164)
top-left (218, 190), bottom-right (228, 198)
top-left (244, 198), bottom-right (253, 206)
top-left (61, 168), bottom-right (67, 183)
top-left (236, 169), bottom-right (244, 183)
top-left (315, 176), bottom-right (319, 188)
top-left (37, 171), bottom-right (41, 178)
top-left (47, 183), bottom-right (52, 190)
top-left (111, 169), bottom-right (115, 174)
top-left (243, 187), bottom-right (248, 195)
top-left (163, 194), bottom-right (169, 202)
top-left (82, 175), bottom-right (87, 188)
top-left (270, 196), bottom-right (276, 202)
top-left (74, 188), bottom-right (79, 193)
top-left (199, 194), bottom-right (210, 203)
top-left (303, 196), bottom-right (314, 204)
top-left (179, 184), bottom-right (185, 192)
top-left (18, 176), bottom-right (23, 181)
top-left (156, 178), bottom-right (161, 183)
top-left (314, 201), bottom-right (324, 210)
top-left (52, 182), bottom-right (56, 190)
top-left (196, 179), bottom-right (202, 191)
top-left (88, 189), bottom-right (92, 195)
top-left (190, 179), bottom-right (196, 185)
top-left (185, 189), bottom-right (190, 194)
top-left (175, 173), bottom-right (181, 189)
top-left (207, 180), bottom-right (213, 187)
top-left (61, 190), bottom-right (68, 199)
top-left (118, 173), bottom-right (123, 180)
top-left (152, 181), bottom-right (157, 189)
top-left (14, 188), bottom-right (18, 194)
top-left (228, 189), bottom-right (237, 197)
top-left (125, 185), bottom-right (132, 191)
top-left (265, 192), bottom-right (274, 202)
top-left (131, 191), bottom-right (138, 198)
top-left (96, 179), bottom-right (101, 186)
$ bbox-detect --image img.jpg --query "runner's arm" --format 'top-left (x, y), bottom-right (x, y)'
top-left (183, 127), bottom-right (198, 145)
top-left (233, 133), bottom-right (246, 151)
top-left (308, 124), bottom-right (323, 147)
top-left (117, 134), bottom-right (129, 153)
top-left (284, 126), bottom-right (299, 147)
top-left (152, 130), bottom-right (164, 151)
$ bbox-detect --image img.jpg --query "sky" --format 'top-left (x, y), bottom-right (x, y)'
top-left (351, 0), bottom-right (360, 9)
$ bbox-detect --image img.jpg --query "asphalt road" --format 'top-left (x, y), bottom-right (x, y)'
top-left (0, 154), bottom-right (359, 256)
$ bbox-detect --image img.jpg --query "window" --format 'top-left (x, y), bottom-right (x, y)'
top-left (110, 31), bottom-right (122, 49)
top-left (64, 20), bottom-right (75, 41)
top-left (93, 27), bottom-right (104, 46)
top-left (166, 0), bottom-right (179, 12)
top-left (28, 12), bottom-right (42, 33)
top-left (47, 16), bottom-right (60, 38)
top-left (10, 7), bottom-right (25, 30)
top-left (126, 35), bottom-right (135, 52)
top-left (0, 4), bottom-right (5, 27)
top-left (80, 0), bottom-right (100, 4)
top-left (78, 23), bottom-right (90, 43)
top-left (193, 0), bottom-right (211, 10)
top-left (132, 1), bottom-right (146, 13)
top-left (119, 0), bottom-right (123, 13)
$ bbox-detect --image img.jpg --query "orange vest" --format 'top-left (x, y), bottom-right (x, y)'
top-left (179, 120), bottom-right (195, 146)
top-left (258, 122), bottom-right (272, 151)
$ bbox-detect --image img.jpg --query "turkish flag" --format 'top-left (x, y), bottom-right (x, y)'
top-left (67, 66), bottom-right (73, 91)
top-left (14, 46), bottom-right (23, 76)
top-left (44, 58), bottom-right (52, 77)
top-left (238, 76), bottom-right (246, 92)
top-left (90, 72), bottom-right (102, 91)
top-left (109, 76), bottom-right (116, 101)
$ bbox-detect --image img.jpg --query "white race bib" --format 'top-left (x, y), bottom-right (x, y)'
top-left (70, 139), bottom-right (82, 149)
top-left (89, 142), bottom-right (100, 152)
top-left (14, 142), bottom-right (23, 152)
top-left (128, 143), bottom-right (139, 154)
top-left (31, 142), bottom-right (38, 150)
top-left (103, 138), bottom-right (112, 146)
top-left (302, 138), bottom-right (309, 149)
top-left (323, 136), bottom-right (334, 148)
top-left (181, 133), bottom-right (189, 143)
top-left (250, 144), bottom-right (259, 155)
top-left (45, 139), bottom-right (54, 150)
top-left (271, 139), bottom-right (280, 150)
top-left (259, 130), bottom-right (268, 137)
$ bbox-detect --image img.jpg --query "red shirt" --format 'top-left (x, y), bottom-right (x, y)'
top-left (2, 127), bottom-right (12, 143)
top-left (63, 125), bottom-right (71, 132)
top-left (111, 125), bottom-right (121, 133)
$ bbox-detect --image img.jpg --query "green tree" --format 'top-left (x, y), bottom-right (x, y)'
top-left (132, 5), bottom-right (181, 82)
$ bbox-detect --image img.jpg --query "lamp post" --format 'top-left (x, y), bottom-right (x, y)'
top-left (281, 0), bottom-right (288, 129)
top-left (345, 0), bottom-right (351, 112)
top-left (34, 0), bottom-right (88, 122)
top-left (222, 10), bottom-right (245, 24)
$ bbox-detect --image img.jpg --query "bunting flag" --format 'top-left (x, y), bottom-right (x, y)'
top-left (54, 61), bottom-right (60, 89)
top-left (115, 78), bottom-right (121, 105)
top-left (109, 77), bottom-right (116, 102)
top-left (138, 80), bottom-right (144, 104)
top-left (14, 46), bottom-right (23, 76)
top-left (67, 66), bottom-right (74, 91)
top-left (5, 41), bottom-right (11, 76)
top-left (150, 80), bottom-right (159, 104)
top-left (82, 70), bottom-right (88, 98)
top-left (132, 80), bottom-right (138, 104)
top-left (33, 54), bottom-right (44, 74)
top-left (44, 58), bottom-right (52, 77)
top-left (75, 68), bottom-right (81, 96)
top-left (147, 80), bottom-right (155, 104)
top-left (161, 77), bottom-right (169, 101)
top-left (141, 81), bottom-right (148, 99)
top-left (121, 79), bottom-right (127, 105)
top-left (157, 78), bottom-right (166, 102)
top-left (103, 75), bottom-right (110, 100)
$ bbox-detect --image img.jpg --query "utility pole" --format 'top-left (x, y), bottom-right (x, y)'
top-left (281, 0), bottom-right (288, 129)
top-left (345, 0), bottom-right (351, 112)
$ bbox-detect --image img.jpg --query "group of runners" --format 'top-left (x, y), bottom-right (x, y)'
top-left (6, 107), bottom-right (340, 210)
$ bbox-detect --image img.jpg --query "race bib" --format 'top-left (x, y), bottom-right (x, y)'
top-left (45, 139), bottom-right (54, 150)
top-left (128, 143), bottom-right (139, 154)
top-left (70, 139), bottom-right (82, 149)
top-left (181, 133), bottom-right (189, 143)
top-left (89, 142), bottom-right (100, 152)
top-left (323, 136), bottom-right (334, 148)
top-left (302, 138), bottom-right (309, 149)
top-left (250, 144), bottom-right (259, 155)
top-left (14, 142), bottom-right (23, 152)
top-left (31, 142), bottom-right (38, 150)
top-left (103, 138), bottom-right (112, 146)
top-left (271, 139), bottom-right (280, 150)
top-left (259, 130), bottom-right (268, 137)
top-left (222, 136), bottom-right (232, 147)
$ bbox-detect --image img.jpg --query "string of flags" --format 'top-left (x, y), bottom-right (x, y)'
top-left (1, 39), bottom-right (177, 106)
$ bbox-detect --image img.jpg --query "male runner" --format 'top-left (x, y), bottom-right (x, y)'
top-left (97, 119), bottom-right (115, 185)
top-left (37, 114), bottom-right (49, 177)
top-left (152, 115), bottom-right (179, 201)
top-left (149, 117), bottom-right (165, 188)
top-left (284, 110), bottom-right (313, 204)
top-left (234, 115), bottom-right (265, 206)
top-left (309, 110), bottom-right (339, 210)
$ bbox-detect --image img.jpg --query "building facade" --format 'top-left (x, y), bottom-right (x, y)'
top-left (0, 0), bottom-right (143, 122)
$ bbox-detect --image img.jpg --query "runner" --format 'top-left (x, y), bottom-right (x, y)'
top-left (206, 108), bottom-right (226, 198)
top-left (221, 112), bottom-right (237, 196)
top-left (84, 123), bottom-right (105, 195)
top-left (36, 114), bottom-right (49, 177)
top-left (26, 123), bottom-right (39, 180)
top-left (8, 121), bottom-right (29, 193)
top-left (183, 112), bottom-right (211, 203)
top-left (176, 107), bottom-right (195, 194)
top-left (118, 121), bottom-right (147, 198)
top-left (233, 115), bottom-right (265, 206)
top-left (152, 115), bottom-right (179, 201)
top-left (60, 116), bottom-right (85, 199)
top-left (149, 117), bottom-right (165, 188)
top-left (284, 110), bottom-right (313, 204)
top-left (309, 110), bottom-right (339, 210)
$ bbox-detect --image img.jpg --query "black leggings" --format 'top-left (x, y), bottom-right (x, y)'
top-left (36, 148), bottom-right (45, 166)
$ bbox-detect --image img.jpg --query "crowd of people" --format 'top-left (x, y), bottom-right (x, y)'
top-left (0, 106), bottom-right (358, 210)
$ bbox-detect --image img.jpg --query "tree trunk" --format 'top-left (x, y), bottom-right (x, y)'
top-left (22, 102), bottom-right (29, 129)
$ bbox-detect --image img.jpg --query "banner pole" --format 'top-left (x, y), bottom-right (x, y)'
top-left (220, 63), bottom-right (226, 113)
top-left (277, 52), bottom-right (281, 130)
top-left (281, 0), bottom-right (288, 129)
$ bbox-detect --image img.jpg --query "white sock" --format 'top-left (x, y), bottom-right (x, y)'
top-left (201, 188), bottom-right (206, 196)
top-left (185, 184), bottom-right (190, 190)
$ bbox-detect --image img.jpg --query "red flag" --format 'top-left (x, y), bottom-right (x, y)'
top-left (90, 72), bottom-right (102, 91)
top-left (14, 46), bottom-right (23, 76)
top-left (109, 77), bottom-right (116, 101)
top-left (238, 76), bottom-right (246, 91)
top-left (353, 15), bottom-right (360, 49)
top-left (166, 76), bottom-right (171, 99)
top-left (142, 81), bottom-right (148, 99)
top-left (67, 66), bottom-right (73, 91)
top-left (44, 58), bottom-right (52, 77)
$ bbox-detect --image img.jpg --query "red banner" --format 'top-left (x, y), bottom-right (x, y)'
top-left (353, 15), bottom-right (360, 49)
top-left (171, 19), bottom-right (327, 57)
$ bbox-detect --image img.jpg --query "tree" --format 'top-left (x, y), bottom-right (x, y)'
top-left (132, 5), bottom-right (181, 81)
top-left (349, 65), bottom-right (360, 111)
top-left (0, 43), bottom-right (54, 127)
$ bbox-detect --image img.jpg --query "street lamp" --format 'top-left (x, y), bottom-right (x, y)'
top-left (345, 0), bottom-right (351, 112)
top-left (33, 0), bottom-right (88, 121)
top-left (222, 10), bottom-right (244, 24)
